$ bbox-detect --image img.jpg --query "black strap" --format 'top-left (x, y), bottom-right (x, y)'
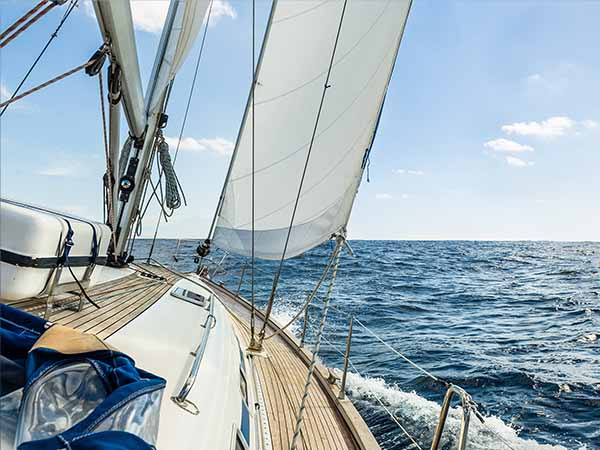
top-left (59, 219), bottom-right (100, 310)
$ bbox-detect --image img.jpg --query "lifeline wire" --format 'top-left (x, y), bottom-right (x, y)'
top-left (289, 237), bottom-right (343, 450)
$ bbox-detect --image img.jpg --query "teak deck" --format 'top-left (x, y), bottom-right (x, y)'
top-left (6, 263), bottom-right (379, 450)
top-left (7, 265), bottom-right (179, 340)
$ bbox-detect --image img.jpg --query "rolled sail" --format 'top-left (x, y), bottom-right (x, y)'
top-left (213, 0), bottom-right (411, 260)
top-left (146, 0), bottom-right (211, 114)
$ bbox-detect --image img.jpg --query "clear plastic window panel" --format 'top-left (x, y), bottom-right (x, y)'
top-left (92, 388), bottom-right (163, 446)
top-left (16, 362), bottom-right (108, 446)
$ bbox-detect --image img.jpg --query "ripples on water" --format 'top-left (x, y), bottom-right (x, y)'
top-left (133, 240), bottom-right (600, 450)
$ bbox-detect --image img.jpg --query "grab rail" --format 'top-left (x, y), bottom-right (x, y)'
top-left (171, 295), bottom-right (216, 415)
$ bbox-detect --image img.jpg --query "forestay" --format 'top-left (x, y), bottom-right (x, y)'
top-left (213, 0), bottom-right (411, 260)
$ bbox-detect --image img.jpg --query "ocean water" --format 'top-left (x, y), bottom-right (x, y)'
top-left (132, 240), bottom-right (600, 450)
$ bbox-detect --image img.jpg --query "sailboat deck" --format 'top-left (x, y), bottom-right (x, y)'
top-left (6, 264), bottom-right (179, 339)
top-left (5, 264), bottom-right (379, 450)
top-left (207, 280), bottom-right (380, 450)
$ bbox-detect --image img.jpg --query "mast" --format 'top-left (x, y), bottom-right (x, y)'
top-left (114, 0), bottom-right (211, 259)
top-left (91, 0), bottom-right (145, 137)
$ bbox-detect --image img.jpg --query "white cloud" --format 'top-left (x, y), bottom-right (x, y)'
top-left (165, 136), bottom-right (234, 156)
top-left (501, 116), bottom-right (575, 138)
top-left (401, 193), bottom-right (410, 199)
top-left (582, 119), bottom-right (598, 130)
top-left (375, 193), bottom-right (393, 200)
top-left (0, 83), bottom-right (11, 101)
top-left (505, 156), bottom-right (534, 168)
top-left (83, 1), bottom-right (236, 33)
top-left (527, 73), bottom-right (543, 84)
top-left (395, 169), bottom-right (424, 175)
top-left (130, 1), bottom-right (169, 33)
top-left (484, 138), bottom-right (534, 153)
top-left (210, 0), bottom-right (237, 25)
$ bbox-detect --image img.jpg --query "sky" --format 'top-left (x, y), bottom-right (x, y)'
top-left (1, 0), bottom-right (599, 241)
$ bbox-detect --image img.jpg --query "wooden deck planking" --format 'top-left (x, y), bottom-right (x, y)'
top-left (218, 285), bottom-right (358, 450)
top-left (6, 265), bottom-right (178, 340)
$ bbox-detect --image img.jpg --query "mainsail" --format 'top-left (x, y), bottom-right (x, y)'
top-left (213, 0), bottom-right (412, 260)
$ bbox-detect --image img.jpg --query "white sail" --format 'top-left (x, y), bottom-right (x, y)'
top-left (146, 0), bottom-right (211, 114)
top-left (213, 0), bottom-right (411, 260)
top-left (116, 0), bottom-right (210, 255)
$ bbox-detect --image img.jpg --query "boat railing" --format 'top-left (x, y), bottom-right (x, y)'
top-left (171, 294), bottom-right (216, 415)
top-left (184, 256), bottom-right (514, 449)
top-left (430, 384), bottom-right (476, 450)
top-left (299, 304), bottom-right (515, 450)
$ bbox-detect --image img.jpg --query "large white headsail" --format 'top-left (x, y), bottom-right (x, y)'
top-left (213, 0), bottom-right (411, 260)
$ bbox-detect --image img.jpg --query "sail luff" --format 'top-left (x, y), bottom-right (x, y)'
top-left (213, 0), bottom-right (412, 260)
top-left (91, 0), bottom-right (145, 138)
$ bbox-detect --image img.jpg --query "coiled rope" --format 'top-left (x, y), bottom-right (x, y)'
top-left (289, 238), bottom-right (343, 450)
top-left (157, 137), bottom-right (183, 210)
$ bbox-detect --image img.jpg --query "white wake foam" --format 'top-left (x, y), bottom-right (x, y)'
top-left (342, 371), bottom-right (582, 450)
top-left (269, 302), bottom-right (584, 449)
top-left (270, 297), bottom-right (303, 336)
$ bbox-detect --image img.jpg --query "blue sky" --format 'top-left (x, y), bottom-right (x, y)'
top-left (1, 0), bottom-right (599, 241)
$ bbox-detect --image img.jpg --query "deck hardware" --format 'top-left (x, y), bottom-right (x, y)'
top-left (236, 262), bottom-right (247, 296)
top-left (172, 296), bottom-right (216, 412)
top-left (338, 315), bottom-right (353, 399)
top-left (326, 369), bottom-right (338, 385)
top-left (170, 396), bottom-right (199, 415)
top-left (430, 384), bottom-right (475, 450)
top-left (201, 314), bottom-right (217, 329)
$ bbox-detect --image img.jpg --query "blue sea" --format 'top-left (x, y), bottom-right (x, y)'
top-left (133, 240), bottom-right (600, 450)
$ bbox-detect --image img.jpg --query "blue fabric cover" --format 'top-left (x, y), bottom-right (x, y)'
top-left (0, 304), bottom-right (165, 450)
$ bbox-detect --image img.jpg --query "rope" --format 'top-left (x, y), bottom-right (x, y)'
top-left (0, 59), bottom-right (92, 109)
top-left (0, 0), bottom-right (78, 117)
top-left (257, 0), bottom-right (350, 347)
top-left (353, 316), bottom-right (446, 386)
top-left (0, 0), bottom-right (58, 49)
top-left (289, 239), bottom-right (343, 450)
top-left (157, 137), bottom-right (182, 210)
top-left (98, 71), bottom-right (117, 258)
top-left (249, 0), bottom-right (257, 347)
top-left (263, 245), bottom-right (339, 341)
top-left (144, 1), bottom-right (215, 264)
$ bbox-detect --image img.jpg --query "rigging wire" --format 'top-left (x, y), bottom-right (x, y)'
top-left (0, 0), bottom-right (60, 49)
top-left (289, 237), bottom-right (343, 450)
top-left (97, 70), bottom-right (117, 260)
top-left (256, 0), bottom-right (349, 347)
top-left (324, 304), bottom-right (520, 450)
top-left (145, 0), bottom-right (215, 262)
top-left (249, 0), bottom-right (257, 347)
top-left (0, 0), bottom-right (78, 117)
